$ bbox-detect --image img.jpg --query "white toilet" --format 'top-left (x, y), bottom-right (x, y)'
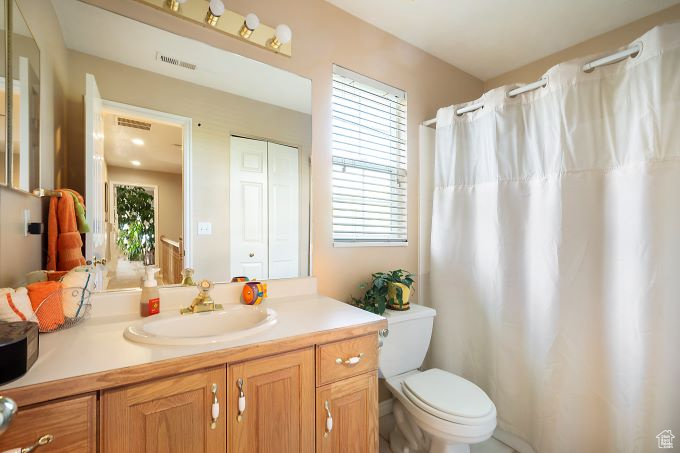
top-left (380, 304), bottom-right (497, 453)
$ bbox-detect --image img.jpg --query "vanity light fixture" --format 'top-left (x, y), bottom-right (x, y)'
top-left (140, 0), bottom-right (292, 56)
top-left (239, 13), bottom-right (260, 39)
top-left (166, 0), bottom-right (187, 13)
top-left (131, 138), bottom-right (145, 146)
top-left (206, 0), bottom-right (225, 27)
top-left (131, 160), bottom-right (142, 167)
top-left (269, 24), bottom-right (292, 50)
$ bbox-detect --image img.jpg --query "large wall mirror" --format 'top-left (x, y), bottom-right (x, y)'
top-left (8, 0), bottom-right (312, 291)
top-left (1, 0), bottom-right (40, 189)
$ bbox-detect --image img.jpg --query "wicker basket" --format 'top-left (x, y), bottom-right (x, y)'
top-left (28, 287), bottom-right (92, 333)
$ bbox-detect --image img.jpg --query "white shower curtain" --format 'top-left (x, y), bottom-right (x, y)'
top-left (429, 24), bottom-right (680, 453)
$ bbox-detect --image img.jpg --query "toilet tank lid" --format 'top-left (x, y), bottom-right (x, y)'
top-left (383, 304), bottom-right (436, 325)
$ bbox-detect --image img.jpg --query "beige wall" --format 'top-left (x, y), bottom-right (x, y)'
top-left (0, 0), bottom-right (68, 287)
top-left (484, 4), bottom-right (680, 90)
top-left (83, 0), bottom-right (484, 302)
top-left (65, 50), bottom-right (312, 282)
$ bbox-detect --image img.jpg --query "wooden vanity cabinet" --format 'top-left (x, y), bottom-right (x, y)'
top-left (226, 348), bottom-right (315, 453)
top-left (316, 372), bottom-right (378, 453)
top-left (100, 366), bottom-right (226, 453)
top-left (1, 322), bottom-right (383, 453)
top-left (0, 394), bottom-right (96, 453)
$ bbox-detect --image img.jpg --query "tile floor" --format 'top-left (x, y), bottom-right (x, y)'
top-left (379, 414), bottom-right (516, 453)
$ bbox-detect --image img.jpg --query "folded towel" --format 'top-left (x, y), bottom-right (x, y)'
top-left (61, 267), bottom-right (95, 317)
top-left (0, 287), bottom-right (35, 322)
top-left (27, 281), bottom-right (65, 331)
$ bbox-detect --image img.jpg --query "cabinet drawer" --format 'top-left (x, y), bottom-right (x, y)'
top-left (0, 393), bottom-right (96, 453)
top-left (316, 334), bottom-right (378, 386)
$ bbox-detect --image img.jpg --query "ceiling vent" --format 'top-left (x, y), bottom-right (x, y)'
top-left (117, 117), bottom-right (152, 131)
top-left (157, 52), bottom-right (197, 71)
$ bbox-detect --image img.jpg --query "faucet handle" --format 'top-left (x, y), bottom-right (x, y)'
top-left (198, 279), bottom-right (214, 294)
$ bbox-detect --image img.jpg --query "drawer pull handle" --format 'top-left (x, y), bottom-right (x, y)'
top-left (210, 383), bottom-right (219, 429)
top-left (5, 434), bottom-right (54, 453)
top-left (335, 352), bottom-right (364, 366)
top-left (236, 378), bottom-right (246, 422)
top-left (323, 400), bottom-right (333, 438)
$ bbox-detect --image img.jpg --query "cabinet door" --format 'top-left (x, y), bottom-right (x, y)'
top-left (227, 348), bottom-right (315, 453)
top-left (0, 394), bottom-right (96, 452)
top-left (316, 372), bottom-right (378, 453)
top-left (101, 366), bottom-right (226, 453)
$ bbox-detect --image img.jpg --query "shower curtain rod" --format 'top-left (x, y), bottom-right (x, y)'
top-left (422, 43), bottom-right (642, 127)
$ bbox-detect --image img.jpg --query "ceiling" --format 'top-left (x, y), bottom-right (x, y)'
top-left (325, 0), bottom-right (680, 80)
top-left (52, 0), bottom-right (312, 114)
top-left (102, 110), bottom-right (183, 174)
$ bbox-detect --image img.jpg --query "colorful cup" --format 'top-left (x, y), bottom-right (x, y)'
top-left (242, 281), bottom-right (267, 305)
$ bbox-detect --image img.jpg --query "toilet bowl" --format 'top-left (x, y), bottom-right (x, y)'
top-left (379, 304), bottom-right (497, 453)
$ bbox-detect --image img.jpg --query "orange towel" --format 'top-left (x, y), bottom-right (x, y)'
top-left (47, 189), bottom-right (87, 272)
top-left (27, 281), bottom-right (65, 331)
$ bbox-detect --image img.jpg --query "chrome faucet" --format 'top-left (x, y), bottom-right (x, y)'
top-left (180, 279), bottom-right (223, 314)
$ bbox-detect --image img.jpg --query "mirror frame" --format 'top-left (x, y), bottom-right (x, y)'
top-left (3, 0), bottom-right (41, 195)
top-left (3, 0), bottom-right (11, 187)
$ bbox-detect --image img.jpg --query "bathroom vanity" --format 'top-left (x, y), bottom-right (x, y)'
top-left (0, 279), bottom-right (386, 452)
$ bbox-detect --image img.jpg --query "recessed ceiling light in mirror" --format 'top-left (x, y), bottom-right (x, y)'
top-left (132, 138), bottom-right (145, 146)
top-left (131, 160), bottom-right (142, 166)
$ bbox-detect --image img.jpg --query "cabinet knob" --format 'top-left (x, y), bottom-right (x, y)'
top-left (4, 434), bottom-right (54, 453)
top-left (210, 383), bottom-right (219, 430)
top-left (249, 253), bottom-right (255, 258)
top-left (335, 352), bottom-right (364, 366)
top-left (323, 400), bottom-right (333, 438)
top-left (236, 378), bottom-right (246, 422)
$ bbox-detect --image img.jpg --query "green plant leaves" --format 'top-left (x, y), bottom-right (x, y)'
top-left (348, 268), bottom-right (414, 315)
top-left (115, 185), bottom-right (155, 261)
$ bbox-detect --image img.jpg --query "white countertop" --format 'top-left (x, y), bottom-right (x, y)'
top-left (0, 278), bottom-right (384, 391)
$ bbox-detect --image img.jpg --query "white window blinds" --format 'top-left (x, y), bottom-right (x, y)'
top-left (331, 65), bottom-right (407, 244)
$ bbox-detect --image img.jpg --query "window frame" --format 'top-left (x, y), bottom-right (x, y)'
top-left (330, 65), bottom-right (408, 247)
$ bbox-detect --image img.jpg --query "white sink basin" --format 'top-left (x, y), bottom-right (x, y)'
top-left (124, 305), bottom-right (277, 346)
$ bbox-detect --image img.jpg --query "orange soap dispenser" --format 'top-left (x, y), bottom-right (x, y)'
top-left (140, 266), bottom-right (160, 317)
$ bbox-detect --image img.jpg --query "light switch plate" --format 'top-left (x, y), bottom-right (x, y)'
top-left (24, 209), bottom-right (30, 236)
top-left (198, 222), bottom-right (212, 235)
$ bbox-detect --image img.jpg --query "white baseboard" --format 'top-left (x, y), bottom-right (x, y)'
top-left (379, 398), bottom-right (394, 418)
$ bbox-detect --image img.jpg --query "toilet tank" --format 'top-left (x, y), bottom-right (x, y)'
top-left (379, 304), bottom-right (436, 379)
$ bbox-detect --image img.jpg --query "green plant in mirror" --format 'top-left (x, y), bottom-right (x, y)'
top-left (350, 269), bottom-right (414, 315)
top-left (115, 185), bottom-right (155, 261)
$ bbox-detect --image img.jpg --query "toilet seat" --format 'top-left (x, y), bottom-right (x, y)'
top-left (386, 370), bottom-right (497, 446)
top-left (401, 369), bottom-right (496, 426)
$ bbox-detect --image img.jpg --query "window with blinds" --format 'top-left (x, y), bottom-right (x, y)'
top-left (331, 65), bottom-right (407, 245)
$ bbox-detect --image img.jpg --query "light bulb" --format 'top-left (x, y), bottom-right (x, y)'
top-left (209, 0), bottom-right (225, 16)
top-left (167, 0), bottom-right (187, 12)
top-left (275, 24), bottom-right (292, 44)
top-left (206, 0), bottom-right (225, 26)
top-left (245, 13), bottom-right (260, 31)
top-left (239, 13), bottom-right (260, 39)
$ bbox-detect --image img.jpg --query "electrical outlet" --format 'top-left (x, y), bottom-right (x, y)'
top-left (198, 222), bottom-right (212, 235)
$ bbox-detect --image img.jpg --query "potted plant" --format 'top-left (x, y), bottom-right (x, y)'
top-left (350, 269), bottom-right (415, 315)
top-left (115, 185), bottom-right (155, 263)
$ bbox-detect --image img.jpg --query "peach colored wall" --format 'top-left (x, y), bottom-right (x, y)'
top-left (484, 4), bottom-right (680, 90)
top-left (82, 0), bottom-right (484, 302)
